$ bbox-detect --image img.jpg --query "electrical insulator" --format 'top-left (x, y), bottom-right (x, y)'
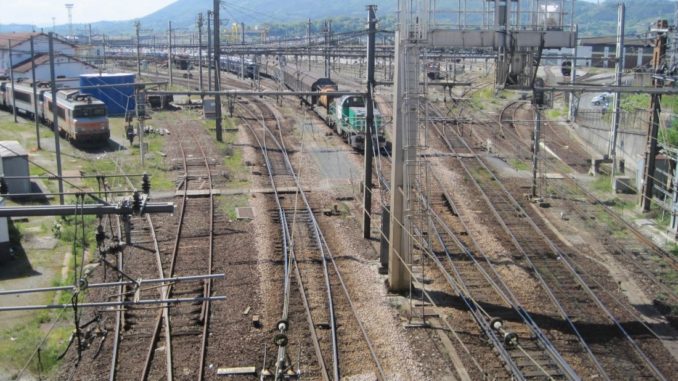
top-left (126, 126), bottom-right (135, 145)
top-left (142, 173), bottom-right (150, 195)
top-left (132, 191), bottom-right (141, 212)
top-left (95, 225), bottom-right (105, 247)
top-left (0, 178), bottom-right (7, 195)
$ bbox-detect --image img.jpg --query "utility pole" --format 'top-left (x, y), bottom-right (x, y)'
top-left (363, 5), bottom-right (377, 239)
top-left (207, 10), bottom-right (213, 92)
top-left (568, 24), bottom-right (578, 121)
top-left (532, 107), bottom-right (542, 197)
top-left (214, 0), bottom-right (223, 142)
top-left (136, 88), bottom-right (146, 168)
top-left (135, 21), bottom-right (141, 77)
top-left (324, 20), bottom-right (332, 78)
top-left (30, 37), bottom-right (41, 150)
top-left (610, 3), bottom-right (625, 181)
top-left (102, 34), bottom-right (107, 70)
top-left (307, 18), bottom-right (312, 71)
top-left (641, 20), bottom-right (669, 212)
top-left (168, 21), bottom-right (173, 87)
top-left (88, 24), bottom-right (92, 45)
top-left (49, 33), bottom-right (64, 205)
top-left (8, 39), bottom-right (17, 123)
top-left (241, 22), bottom-right (245, 79)
top-left (197, 13), bottom-right (204, 94)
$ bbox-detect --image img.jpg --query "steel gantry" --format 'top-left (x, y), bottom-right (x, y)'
top-left (387, 0), bottom-right (576, 291)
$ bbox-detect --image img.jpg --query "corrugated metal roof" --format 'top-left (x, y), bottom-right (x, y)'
top-left (0, 141), bottom-right (28, 158)
top-left (0, 32), bottom-right (76, 49)
top-left (580, 36), bottom-right (649, 47)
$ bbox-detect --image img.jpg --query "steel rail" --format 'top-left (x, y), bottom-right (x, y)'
top-left (140, 139), bottom-right (191, 381)
top-left (403, 106), bottom-right (576, 378)
top-left (242, 96), bottom-right (386, 380)
top-left (195, 131), bottom-right (215, 381)
top-left (427, 199), bottom-right (579, 380)
top-left (238, 103), bottom-right (330, 381)
top-left (438, 101), bottom-right (667, 380)
top-left (427, 102), bottom-right (612, 380)
top-left (112, 156), bottom-right (175, 381)
top-left (109, 213), bottom-right (124, 381)
top-left (256, 99), bottom-right (387, 381)
top-left (259, 99), bottom-right (340, 381)
top-left (508, 102), bottom-right (678, 297)
top-left (423, 222), bottom-right (527, 380)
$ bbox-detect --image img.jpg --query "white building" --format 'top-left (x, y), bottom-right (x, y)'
top-left (12, 53), bottom-right (98, 86)
top-left (0, 33), bottom-right (77, 76)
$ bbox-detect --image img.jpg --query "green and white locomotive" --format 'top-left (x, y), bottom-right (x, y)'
top-left (280, 65), bottom-right (387, 152)
top-left (328, 95), bottom-right (386, 151)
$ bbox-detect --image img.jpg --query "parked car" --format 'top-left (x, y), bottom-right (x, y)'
top-left (591, 93), bottom-right (612, 106)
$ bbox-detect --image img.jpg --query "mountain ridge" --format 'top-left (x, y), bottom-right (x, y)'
top-left (1, 0), bottom-right (675, 38)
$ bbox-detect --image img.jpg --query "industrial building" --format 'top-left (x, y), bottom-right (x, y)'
top-left (0, 32), bottom-right (96, 86)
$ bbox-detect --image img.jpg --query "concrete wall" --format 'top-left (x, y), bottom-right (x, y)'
top-left (572, 120), bottom-right (646, 178)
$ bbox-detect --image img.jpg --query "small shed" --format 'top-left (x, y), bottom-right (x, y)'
top-left (0, 141), bottom-right (30, 195)
top-left (203, 97), bottom-right (217, 120)
top-left (80, 73), bottom-right (136, 116)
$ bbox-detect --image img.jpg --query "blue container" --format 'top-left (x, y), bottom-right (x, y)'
top-left (80, 73), bottom-right (136, 116)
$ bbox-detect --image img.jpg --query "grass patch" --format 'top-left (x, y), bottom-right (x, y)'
top-left (0, 316), bottom-right (72, 377)
top-left (509, 159), bottom-right (530, 171)
top-left (546, 107), bottom-right (566, 120)
top-left (470, 87), bottom-right (495, 110)
top-left (200, 116), bottom-right (249, 187)
top-left (621, 93), bottom-right (650, 112)
top-left (591, 175), bottom-right (612, 193)
top-left (217, 194), bottom-right (249, 221)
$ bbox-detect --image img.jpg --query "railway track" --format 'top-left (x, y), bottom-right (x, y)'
top-left (237, 96), bottom-right (386, 380)
top-left (423, 172), bottom-right (579, 380)
top-left (427, 100), bottom-right (676, 379)
top-left (500, 102), bottom-right (678, 312)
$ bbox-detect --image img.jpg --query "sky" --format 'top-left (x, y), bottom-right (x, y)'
top-left (0, 0), bottom-right (600, 27)
top-left (0, 0), bottom-right (177, 27)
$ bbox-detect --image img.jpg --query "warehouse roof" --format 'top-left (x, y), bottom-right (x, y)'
top-left (580, 36), bottom-right (650, 48)
top-left (0, 32), bottom-right (76, 49)
top-left (0, 141), bottom-right (28, 158)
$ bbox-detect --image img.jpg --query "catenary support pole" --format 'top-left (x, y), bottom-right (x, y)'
top-left (214, 0), bottom-right (223, 142)
top-left (168, 21), bottom-right (173, 87)
top-left (207, 10), bottom-right (212, 92)
top-left (568, 25), bottom-right (578, 121)
top-left (8, 39), bottom-right (17, 123)
top-left (30, 36), bottom-right (41, 150)
top-left (610, 3), bottom-right (625, 182)
top-left (641, 20), bottom-right (668, 212)
top-left (48, 33), bottom-right (64, 205)
top-left (532, 106), bottom-right (542, 198)
top-left (363, 5), bottom-right (377, 239)
top-left (135, 21), bottom-right (142, 77)
top-left (307, 18), bottom-right (312, 71)
top-left (198, 13), bottom-right (204, 94)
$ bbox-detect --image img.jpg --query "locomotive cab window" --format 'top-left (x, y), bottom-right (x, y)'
top-left (344, 96), bottom-right (365, 107)
top-left (74, 106), bottom-right (107, 118)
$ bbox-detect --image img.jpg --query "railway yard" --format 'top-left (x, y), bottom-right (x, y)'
top-left (1, 1), bottom-right (678, 381)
